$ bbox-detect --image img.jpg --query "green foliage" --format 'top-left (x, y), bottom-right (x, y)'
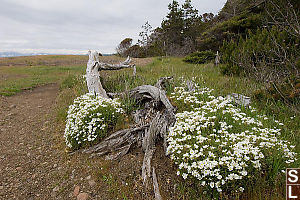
top-left (116, 38), bottom-right (133, 56)
top-left (60, 74), bottom-right (85, 90)
top-left (161, 0), bottom-right (185, 46)
top-left (219, 39), bottom-right (240, 75)
top-left (221, 27), bottom-right (300, 81)
top-left (56, 74), bottom-right (88, 121)
top-left (124, 42), bottom-right (165, 58)
top-left (196, 13), bottom-right (263, 51)
top-left (219, 0), bottom-right (260, 20)
top-left (254, 78), bottom-right (300, 104)
top-left (0, 63), bottom-right (85, 96)
top-left (183, 50), bottom-right (215, 64)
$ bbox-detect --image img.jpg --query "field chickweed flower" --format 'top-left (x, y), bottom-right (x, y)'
top-left (64, 93), bottom-right (124, 149)
top-left (168, 83), bottom-right (297, 194)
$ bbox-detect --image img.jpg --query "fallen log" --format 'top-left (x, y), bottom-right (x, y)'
top-left (82, 53), bottom-right (176, 198)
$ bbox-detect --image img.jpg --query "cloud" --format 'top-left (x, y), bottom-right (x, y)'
top-left (0, 0), bottom-right (226, 54)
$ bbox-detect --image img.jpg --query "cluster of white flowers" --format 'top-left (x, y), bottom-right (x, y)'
top-left (167, 84), bottom-right (297, 194)
top-left (64, 93), bottom-right (124, 149)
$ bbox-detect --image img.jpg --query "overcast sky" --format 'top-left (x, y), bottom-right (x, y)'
top-left (0, 0), bottom-right (226, 54)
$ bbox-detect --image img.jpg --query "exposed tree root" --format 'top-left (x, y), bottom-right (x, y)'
top-left (83, 77), bottom-right (176, 199)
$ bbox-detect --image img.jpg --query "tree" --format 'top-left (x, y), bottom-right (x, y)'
top-left (202, 12), bottom-right (214, 23)
top-left (266, 0), bottom-right (300, 38)
top-left (161, 0), bottom-right (184, 46)
top-left (181, 0), bottom-right (201, 53)
top-left (138, 21), bottom-right (153, 47)
top-left (116, 38), bottom-right (133, 57)
top-left (182, 0), bottom-right (199, 32)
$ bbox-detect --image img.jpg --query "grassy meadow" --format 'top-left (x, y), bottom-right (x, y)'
top-left (1, 55), bottom-right (299, 199)
top-left (0, 55), bottom-right (128, 96)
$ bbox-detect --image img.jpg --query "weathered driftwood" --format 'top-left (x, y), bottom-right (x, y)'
top-left (227, 93), bottom-right (251, 107)
top-left (86, 50), bottom-right (134, 98)
top-left (133, 65), bottom-right (137, 77)
top-left (215, 51), bottom-right (220, 66)
top-left (83, 125), bottom-right (149, 159)
top-left (153, 167), bottom-right (162, 200)
top-left (83, 69), bottom-right (175, 198)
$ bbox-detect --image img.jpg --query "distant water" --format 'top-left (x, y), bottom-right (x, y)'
top-left (0, 52), bottom-right (112, 57)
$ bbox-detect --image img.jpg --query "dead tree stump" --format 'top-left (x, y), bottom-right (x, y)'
top-left (83, 52), bottom-right (175, 199)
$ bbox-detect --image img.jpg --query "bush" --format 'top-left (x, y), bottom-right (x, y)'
top-left (64, 93), bottom-right (124, 150)
top-left (183, 50), bottom-right (215, 64)
top-left (168, 83), bottom-right (297, 197)
top-left (220, 28), bottom-right (300, 82)
top-left (196, 13), bottom-right (263, 51)
top-left (254, 78), bottom-right (300, 103)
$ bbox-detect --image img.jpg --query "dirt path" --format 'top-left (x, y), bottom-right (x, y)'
top-left (0, 84), bottom-right (62, 199)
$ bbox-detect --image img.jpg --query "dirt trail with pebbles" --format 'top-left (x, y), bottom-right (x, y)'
top-left (0, 84), bottom-right (63, 199)
top-left (0, 84), bottom-right (123, 200)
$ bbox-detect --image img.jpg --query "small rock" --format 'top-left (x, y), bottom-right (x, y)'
top-left (16, 167), bottom-right (22, 171)
top-left (9, 105), bottom-right (16, 109)
top-left (32, 173), bottom-right (37, 179)
top-left (74, 186), bottom-right (80, 197)
top-left (88, 180), bottom-right (96, 187)
top-left (53, 186), bottom-right (59, 192)
top-left (77, 193), bottom-right (89, 200)
top-left (86, 175), bottom-right (91, 180)
top-left (0, 186), bottom-right (3, 190)
top-left (53, 164), bottom-right (57, 168)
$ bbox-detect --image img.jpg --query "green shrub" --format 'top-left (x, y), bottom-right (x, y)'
top-left (254, 78), bottom-right (300, 103)
top-left (220, 27), bottom-right (300, 81)
top-left (64, 93), bottom-right (124, 150)
top-left (196, 13), bottom-right (263, 51)
top-left (183, 50), bottom-right (215, 64)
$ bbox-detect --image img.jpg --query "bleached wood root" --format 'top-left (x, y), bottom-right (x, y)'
top-left (153, 167), bottom-right (162, 200)
top-left (83, 125), bottom-right (149, 158)
top-left (83, 77), bottom-right (175, 198)
top-left (86, 51), bottom-right (134, 97)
